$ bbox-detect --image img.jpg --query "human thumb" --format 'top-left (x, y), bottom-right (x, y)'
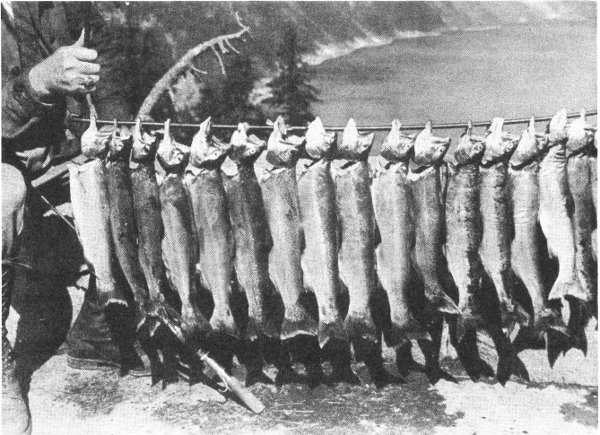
top-left (73, 28), bottom-right (86, 47)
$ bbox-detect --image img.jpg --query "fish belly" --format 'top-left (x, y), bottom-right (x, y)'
top-left (260, 168), bottom-right (318, 339)
top-left (298, 159), bottom-right (347, 347)
top-left (567, 155), bottom-right (596, 301)
top-left (373, 162), bottom-right (422, 345)
top-left (223, 165), bottom-right (280, 340)
top-left (106, 159), bottom-right (149, 307)
top-left (130, 163), bottom-right (170, 302)
top-left (334, 161), bottom-right (378, 341)
top-left (539, 147), bottom-right (585, 300)
top-left (186, 169), bottom-right (239, 338)
top-left (70, 159), bottom-right (125, 307)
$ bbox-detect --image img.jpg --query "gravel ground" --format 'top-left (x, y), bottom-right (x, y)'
top-left (8, 301), bottom-right (597, 435)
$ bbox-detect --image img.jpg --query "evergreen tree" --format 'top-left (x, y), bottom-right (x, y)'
top-left (216, 55), bottom-right (265, 126)
top-left (265, 28), bottom-right (320, 126)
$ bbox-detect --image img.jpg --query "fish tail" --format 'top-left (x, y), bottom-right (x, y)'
top-left (280, 302), bottom-right (319, 341)
top-left (384, 319), bottom-right (431, 348)
top-left (343, 311), bottom-right (379, 343)
top-left (318, 319), bottom-right (348, 349)
top-left (548, 276), bottom-right (590, 301)
top-left (496, 346), bottom-right (530, 386)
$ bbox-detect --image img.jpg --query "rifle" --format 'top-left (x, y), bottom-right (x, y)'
top-left (146, 302), bottom-right (266, 415)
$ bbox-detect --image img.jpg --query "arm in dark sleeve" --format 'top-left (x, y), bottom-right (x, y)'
top-left (2, 67), bottom-right (57, 141)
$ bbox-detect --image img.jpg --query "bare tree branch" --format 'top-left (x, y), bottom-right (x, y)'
top-left (136, 12), bottom-right (250, 121)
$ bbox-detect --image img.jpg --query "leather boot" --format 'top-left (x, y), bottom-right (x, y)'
top-left (3, 267), bottom-right (32, 435)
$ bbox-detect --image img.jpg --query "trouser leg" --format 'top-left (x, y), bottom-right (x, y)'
top-left (2, 163), bottom-right (32, 435)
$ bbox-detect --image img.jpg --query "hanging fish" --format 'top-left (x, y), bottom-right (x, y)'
top-left (298, 117), bottom-right (358, 384)
top-left (333, 118), bottom-right (400, 388)
top-left (538, 109), bottom-right (588, 303)
top-left (442, 120), bottom-right (496, 382)
top-left (478, 117), bottom-right (529, 330)
top-left (130, 118), bottom-right (174, 306)
top-left (157, 119), bottom-right (211, 343)
top-left (221, 122), bottom-right (281, 386)
top-left (106, 119), bottom-right (151, 322)
top-left (508, 117), bottom-right (568, 364)
top-left (70, 114), bottom-right (127, 308)
top-left (256, 116), bottom-right (323, 386)
top-left (185, 117), bottom-right (241, 372)
top-left (408, 121), bottom-right (461, 315)
top-left (566, 110), bottom-right (597, 306)
top-left (373, 120), bottom-right (449, 383)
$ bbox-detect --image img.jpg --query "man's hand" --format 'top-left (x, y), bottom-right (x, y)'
top-left (28, 29), bottom-right (100, 99)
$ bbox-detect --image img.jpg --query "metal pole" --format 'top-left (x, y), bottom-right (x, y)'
top-left (68, 109), bottom-right (597, 132)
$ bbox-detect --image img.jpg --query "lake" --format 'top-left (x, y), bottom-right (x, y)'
top-left (312, 21), bottom-right (596, 152)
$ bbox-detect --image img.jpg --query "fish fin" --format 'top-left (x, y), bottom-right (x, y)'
top-left (318, 320), bottom-right (348, 348)
top-left (548, 276), bottom-right (590, 301)
top-left (434, 292), bottom-right (462, 316)
top-left (449, 325), bottom-right (494, 381)
top-left (564, 298), bottom-right (589, 357)
top-left (496, 349), bottom-right (530, 385)
top-left (344, 312), bottom-right (379, 343)
top-left (280, 302), bottom-right (319, 340)
top-left (546, 328), bottom-right (572, 368)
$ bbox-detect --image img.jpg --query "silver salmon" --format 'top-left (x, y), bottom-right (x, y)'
top-left (70, 115), bottom-right (127, 308)
top-left (106, 120), bottom-right (150, 321)
top-left (508, 117), bottom-right (567, 341)
top-left (539, 109), bottom-right (588, 302)
top-left (256, 117), bottom-right (317, 340)
top-left (297, 117), bottom-right (346, 347)
top-left (332, 118), bottom-right (378, 343)
top-left (298, 118), bottom-right (359, 384)
top-left (157, 119), bottom-right (211, 342)
top-left (221, 123), bottom-right (283, 385)
top-left (185, 118), bottom-right (240, 342)
top-left (408, 121), bottom-right (461, 315)
top-left (372, 120), bottom-right (427, 346)
top-left (566, 110), bottom-right (596, 304)
top-left (257, 117), bottom-right (323, 386)
top-left (445, 121), bottom-right (485, 341)
top-left (333, 118), bottom-right (402, 388)
top-left (130, 118), bottom-right (173, 305)
top-left (479, 117), bottom-right (529, 329)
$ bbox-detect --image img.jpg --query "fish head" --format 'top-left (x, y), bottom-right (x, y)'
top-left (108, 119), bottom-right (133, 160)
top-left (81, 114), bottom-right (111, 159)
top-left (413, 121), bottom-right (450, 166)
top-left (547, 108), bottom-right (568, 146)
top-left (266, 116), bottom-right (305, 167)
top-left (566, 108), bottom-right (591, 154)
top-left (454, 120), bottom-right (485, 165)
top-left (510, 116), bottom-right (540, 166)
top-left (157, 120), bottom-right (190, 170)
top-left (380, 119), bottom-right (415, 162)
top-left (190, 117), bottom-right (231, 168)
top-left (229, 123), bottom-right (266, 163)
top-left (481, 117), bottom-right (515, 164)
top-left (131, 118), bottom-right (159, 162)
top-left (338, 118), bottom-right (374, 160)
top-left (305, 117), bottom-right (336, 160)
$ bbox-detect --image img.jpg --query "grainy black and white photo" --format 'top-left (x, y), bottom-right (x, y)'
top-left (1, 1), bottom-right (597, 434)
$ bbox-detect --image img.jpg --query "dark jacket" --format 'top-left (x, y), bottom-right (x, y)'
top-left (2, 2), bottom-right (134, 174)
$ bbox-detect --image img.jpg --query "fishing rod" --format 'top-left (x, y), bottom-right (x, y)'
top-left (68, 109), bottom-right (597, 132)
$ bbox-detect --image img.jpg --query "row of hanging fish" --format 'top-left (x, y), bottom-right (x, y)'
top-left (68, 108), bottom-right (597, 388)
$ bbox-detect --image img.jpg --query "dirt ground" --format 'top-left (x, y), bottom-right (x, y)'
top-left (7, 291), bottom-right (598, 435)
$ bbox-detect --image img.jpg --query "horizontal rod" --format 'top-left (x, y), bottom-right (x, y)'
top-left (68, 109), bottom-right (597, 132)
